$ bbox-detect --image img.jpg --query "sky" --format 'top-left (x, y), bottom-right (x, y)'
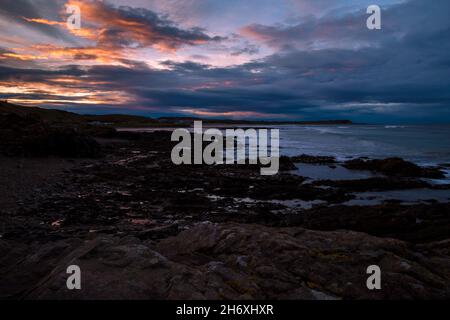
top-left (0, 0), bottom-right (449, 123)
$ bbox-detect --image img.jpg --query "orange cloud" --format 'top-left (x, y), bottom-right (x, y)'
top-left (23, 17), bottom-right (66, 26)
top-left (27, 44), bottom-right (128, 65)
top-left (63, 0), bottom-right (220, 51)
top-left (17, 0), bottom-right (222, 67)
top-left (240, 25), bottom-right (276, 42)
top-left (0, 52), bottom-right (48, 61)
top-left (22, 15), bottom-right (98, 40)
top-left (0, 79), bottom-right (133, 107)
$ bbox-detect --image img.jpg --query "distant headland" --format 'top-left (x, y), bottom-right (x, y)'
top-left (0, 101), bottom-right (353, 128)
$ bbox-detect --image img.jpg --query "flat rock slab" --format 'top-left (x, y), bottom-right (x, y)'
top-left (1, 222), bottom-right (449, 300)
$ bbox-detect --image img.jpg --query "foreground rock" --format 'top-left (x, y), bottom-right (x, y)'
top-left (1, 222), bottom-right (449, 300)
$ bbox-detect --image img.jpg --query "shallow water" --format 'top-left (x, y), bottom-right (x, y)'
top-left (295, 163), bottom-right (380, 181)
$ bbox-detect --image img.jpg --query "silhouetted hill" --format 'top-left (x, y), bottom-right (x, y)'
top-left (0, 101), bottom-right (158, 127)
top-left (0, 101), bottom-right (353, 127)
top-left (0, 101), bottom-right (81, 123)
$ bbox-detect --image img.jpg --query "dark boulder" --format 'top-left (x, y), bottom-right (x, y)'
top-left (0, 113), bottom-right (101, 158)
top-left (291, 154), bottom-right (337, 164)
top-left (279, 156), bottom-right (297, 171)
top-left (343, 157), bottom-right (444, 178)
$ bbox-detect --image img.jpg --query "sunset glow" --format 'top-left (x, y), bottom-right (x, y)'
top-left (0, 0), bottom-right (449, 122)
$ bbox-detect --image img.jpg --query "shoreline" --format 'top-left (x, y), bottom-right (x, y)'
top-left (117, 124), bottom-right (450, 178)
top-left (1, 128), bottom-right (450, 299)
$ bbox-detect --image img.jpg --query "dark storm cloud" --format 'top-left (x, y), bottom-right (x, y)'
top-left (0, 65), bottom-right (83, 81)
top-left (70, 61), bottom-right (317, 116)
top-left (242, 0), bottom-right (450, 51)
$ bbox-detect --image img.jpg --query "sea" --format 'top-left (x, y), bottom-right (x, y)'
top-left (123, 124), bottom-right (450, 165)
top-left (279, 124), bottom-right (450, 166)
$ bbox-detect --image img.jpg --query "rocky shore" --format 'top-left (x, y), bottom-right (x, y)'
top-left (1, 115), bottom-right (450, 300)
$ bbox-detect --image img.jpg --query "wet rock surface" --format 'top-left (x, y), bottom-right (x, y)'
top-left (0, 130), bottom-right (449, 300)
top-left (343, 157), bottom-right (445, 179)
top-left (282, 203), bottom-right (450, 244)
top-left (312, 177), bottom-right (432, 192)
